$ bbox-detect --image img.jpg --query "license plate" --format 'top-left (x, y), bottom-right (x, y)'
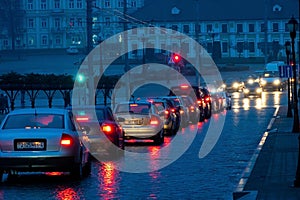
top-left (125, 119), bottom-right (143, 125)
top-left (15, 139), bottom-right (46, 151)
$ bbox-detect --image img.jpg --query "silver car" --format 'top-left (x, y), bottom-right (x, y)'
top-left (0, 108), bottom-right (91, 181)
top-left (114, 101), bottom-right (164, 145)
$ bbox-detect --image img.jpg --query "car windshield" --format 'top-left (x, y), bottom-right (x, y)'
top-left (115, 103), bottom-right (150, 114)
top-left (2, 114), bottom-right (64, 129)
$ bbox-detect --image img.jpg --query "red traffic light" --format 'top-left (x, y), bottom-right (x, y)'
top-left (172, 53), bottom-right (181, 63)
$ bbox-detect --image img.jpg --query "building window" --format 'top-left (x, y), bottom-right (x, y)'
top-left (54, 18), bottom-right (60, 28)
top-left (3, 40), bottom-right (9, 47)
top-left (249, 42), bottom-right (255, 52)
top-left (206, 24), bottom-right (212, 32)
top-left (131, 0), bottom-right (137, 7)
top-left (273, 23), bottom-right (279, 32)
top-left (222, 42), bottom-right (228, 53)
top-left (207, 42), bottom-right (212, 53)
top-left (55, 36), bottom-right (61, 44)
top-left (54, 0), bottom-right (60, 8)
top-left (105, 17), bottom-right (110, 26)
top-left (69, 0), bottom-right (74, 8)
top-left (183, 25), bottom-right (189, 33)
top-left (41, 0), bottom-right (47, 9)
top-left (221, 24), bottom-right (227, 33)
top-left (171, 25), bottom-right (178, 32)
top-left (237, 24), bottom-right (243, 33)
top-left (260, 23), bottom-right (264, 32)
top-left (69, 18), bottom-right (75, 27)
top-left (41, 18), bottom-right (47, 28)
top-left (28, 37), bottom-right (34, 45)
top-left (105, 0), bottom-right (110, 8)
top-left (195, 24), bottom-right (201, 33)
top-left (77, 18), bottom-right (82, 27)
top-left (41, 35), bottom-right (48, 45)
top-left (28, 18), bottom-right (34, 28)
top-left (118, 0), bottom-right (124, 7)
top-left (27, 0), bottom-right (33, 10)
top-left (249, 24), bottom-right (255, 32)
top-left (77, 0), bottom-right (82, 8)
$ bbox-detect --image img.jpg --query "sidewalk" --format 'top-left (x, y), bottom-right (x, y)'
top-left (233, 106), bottom-right (300, 199)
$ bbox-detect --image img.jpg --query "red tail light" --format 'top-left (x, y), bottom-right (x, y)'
top-left (101, 123), bottom-right (114, 134)
top-left (171, 108), bottom-right (176, 113)
top-left (60, 134), bottom-right (73, 146)
top-left (76, 116), bottom-right (89, 122)
top-left (150, 116), bottom-right (160, 125)
top-left (205, 97), bottom-right (211, 102)
top-left (197, 100), bottom-right (202, 104)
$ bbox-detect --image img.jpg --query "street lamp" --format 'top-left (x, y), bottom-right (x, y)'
top-left (287, 16), bottom-right (299, 133)
top-left (287, 16), bottom-right (300, 188)
top-left (285, 41), bottom-right (292, 117)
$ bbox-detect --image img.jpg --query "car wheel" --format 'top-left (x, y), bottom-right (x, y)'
top-left (199, 113), bottom-right (205, 122)
top-left (71, 161), bottom-right (83, 179)
top-left (0, 170), bottom-right (3, 182)
top-left (153, 130), bottom-right (164, 145)
top-left (83, 154), bottom-right (92, 176)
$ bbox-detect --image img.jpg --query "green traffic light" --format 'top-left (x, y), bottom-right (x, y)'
top-left (77, 74), bottom-right (85, 82)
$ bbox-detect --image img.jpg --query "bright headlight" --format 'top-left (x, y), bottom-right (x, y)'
top-left (256, 88), bottom-right (262, 93)
top-left (273, 79), bottom-right (280, 85)
top-left (233, 82), bottom-right (239, 88)
top-left (260, 79), bottom-right (267, 85)
top-left (244, 89), bottom-right (250, 93)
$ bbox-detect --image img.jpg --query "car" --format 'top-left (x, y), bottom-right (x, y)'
top-left (224, 78), bottom-right (244, 93)
top-left (160, 96), bottom-right (190, 127)
top-left (199, 87), bottom-right (212, 119)
top-left (67, 105), bottom-right (125, 159)
top-left (180, 95), bottom-right (201, 124)
top-left (114, 101), bottom-right (164, 145)
top-left (243, 81), bottom-right (263, 98)
top-left (169, 85), bottom-right (205, 122)
top-left (0, 108), bottom-right (91, 181)
top-left (66, 46), bottom-right (79, 54)
top-left (259, 71), bottom-right (286, 91)
top-left (147, 98), bottom-right (179, 135)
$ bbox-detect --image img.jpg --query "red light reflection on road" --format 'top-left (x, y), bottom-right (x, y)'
top-left (56, 188), bottom-right (80, 200)
top-left (98, 162), bottom-right (119, 200)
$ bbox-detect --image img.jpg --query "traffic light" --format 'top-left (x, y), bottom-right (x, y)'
top-left (172, 53), bottom-right (181, 64)
top-left (76, 73), bottom-right (85, 83)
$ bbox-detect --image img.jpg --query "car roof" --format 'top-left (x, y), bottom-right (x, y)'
top-left (66, 105), bottom-right (109, 110)
top-left (8, 108), bottom-right (68, 115)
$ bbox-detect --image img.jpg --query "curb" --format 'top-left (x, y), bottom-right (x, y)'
top-left (232, 106), bottom-right (280, 200)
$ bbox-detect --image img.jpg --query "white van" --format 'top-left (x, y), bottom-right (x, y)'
top-left (265, 61), bottom-right (284, 72)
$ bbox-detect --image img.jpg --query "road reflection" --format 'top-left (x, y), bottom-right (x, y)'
top-left (97, 162), bottom-right (120, 200)
top-left (56, 188), bottom-right (80, 200)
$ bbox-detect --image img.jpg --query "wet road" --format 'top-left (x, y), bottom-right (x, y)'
top-left (0, 91), bottom-right (284, 199)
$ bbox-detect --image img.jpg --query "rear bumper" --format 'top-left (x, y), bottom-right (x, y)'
top-left (123, 126), bottom-right (161, 139)
top-left (0, 156), bottom-right (75, 172)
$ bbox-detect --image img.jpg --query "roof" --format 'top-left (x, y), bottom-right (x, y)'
top-left (8, 108), bottom-right (68, 115)
top-left (131, 0), bottom-right (299, 23)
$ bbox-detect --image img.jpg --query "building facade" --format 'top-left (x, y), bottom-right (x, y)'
top-left (0, 0), bottom-right (298, 61)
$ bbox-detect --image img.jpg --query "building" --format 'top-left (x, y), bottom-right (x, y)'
top-left (0, 0), bottom-right (298, 61)
top-left (127, 0), bottom-right (299, 61)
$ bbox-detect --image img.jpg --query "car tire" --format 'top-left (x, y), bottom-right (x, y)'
top-left (83, 155), bottom-right (92, 176)
top-left (153, 130), bottom-right (164, 145)
top-left (0, 170), bottom-right (3, 182)
top-left (71, 161), bottom-right (83, 179)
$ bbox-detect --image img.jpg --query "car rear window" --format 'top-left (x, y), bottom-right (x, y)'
top-left (115, 103), bottom-right (150, 114)
top-left (2, 114), bottom-right (65, 129)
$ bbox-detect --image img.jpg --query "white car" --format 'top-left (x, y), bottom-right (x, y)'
top-left (0, 108), bottom-right (91, 181)
top-left (66, 46), bottom-right (79, 54)
top-left (114, 101), bottom-right (164, 145)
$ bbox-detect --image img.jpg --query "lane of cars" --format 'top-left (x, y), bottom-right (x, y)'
top-left (0, 83), bottom-right (233, 181)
